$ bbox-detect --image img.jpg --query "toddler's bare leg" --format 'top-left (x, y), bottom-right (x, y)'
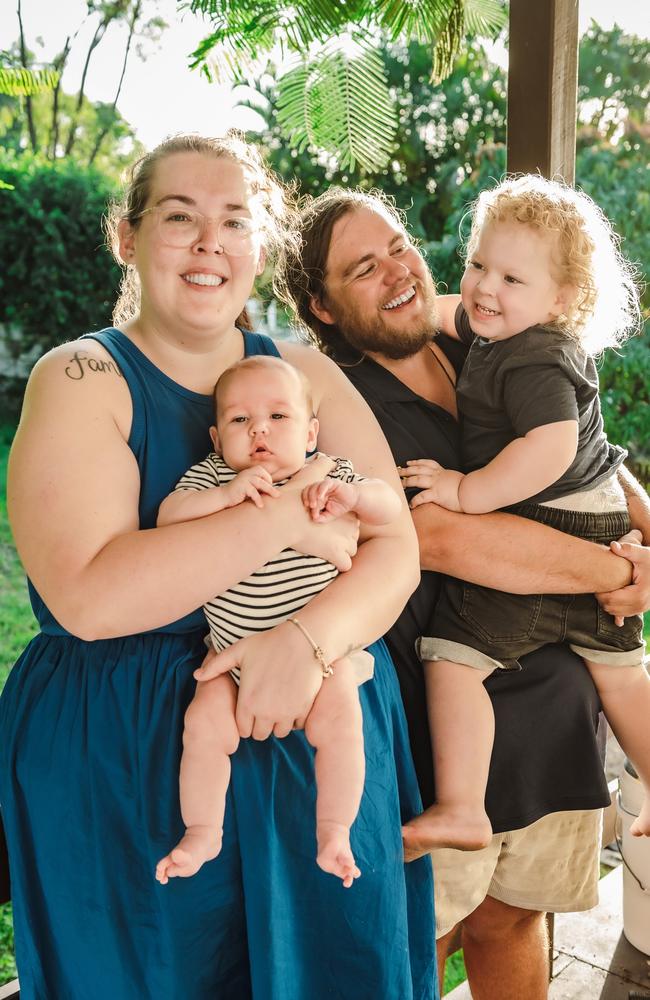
top-left (156, 674), bottom-right (240, 884)
top-left (585, 660), bottom-right (650, 836)
top-left (304, 658), bottom-right (364, 887)
top-left (402, 659), bottom-right (493, 859)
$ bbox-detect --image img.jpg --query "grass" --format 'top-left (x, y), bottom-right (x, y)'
top-left (443, 949), bottom-right (467, 994)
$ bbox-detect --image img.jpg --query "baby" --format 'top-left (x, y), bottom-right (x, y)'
top-left (399, 174), bottom-right (649, 853)
top-left (155, 355), bottom-right (401, 886)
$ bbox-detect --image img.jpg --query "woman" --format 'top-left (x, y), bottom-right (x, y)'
top-left (0, 134), bottom-right (436, 999)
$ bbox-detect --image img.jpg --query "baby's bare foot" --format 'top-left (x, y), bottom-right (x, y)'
top-left (155, 826), bottom-right (222, 885)
top-left (630, 797), bottom-right (650, 837)
top-left (402, 805), bottom-right (492, 861)
top-left (316, 821), bottom-right (361, 888)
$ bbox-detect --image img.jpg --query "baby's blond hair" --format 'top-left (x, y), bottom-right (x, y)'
top-left (466, 174), bottom-right (641, 354)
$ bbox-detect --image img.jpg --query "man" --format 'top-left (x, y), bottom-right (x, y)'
top-left (276, 188), bottom-right (650, 999)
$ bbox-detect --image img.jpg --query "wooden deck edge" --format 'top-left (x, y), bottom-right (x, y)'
top-left (0, 979), bottom-right (19, 1000)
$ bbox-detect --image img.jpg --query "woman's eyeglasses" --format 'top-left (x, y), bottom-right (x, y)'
top-left (138, 206), bottom-right (261, 256)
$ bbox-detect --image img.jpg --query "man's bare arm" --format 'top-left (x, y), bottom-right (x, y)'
top-left (412, 503), bottom-right (632, 594)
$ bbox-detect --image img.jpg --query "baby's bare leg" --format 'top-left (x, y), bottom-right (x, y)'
top-left (585, 660), bottom-right (650, 836)
top-left (402, 660), bottom-right (493, 859)
top-left (304, 658), bottom-right (364, 887)
top-left (156, 674), bottom-right (240, 884)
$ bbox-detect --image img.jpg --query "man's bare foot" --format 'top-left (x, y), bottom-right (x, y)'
top-left (402, 805), bottom-right (492, 861)
top-left (155, 825), bottom-right (222, 885)
top-left (316, 821), bottom-right (361, 888)
top-left (630, 797), bottom-right (650, 837)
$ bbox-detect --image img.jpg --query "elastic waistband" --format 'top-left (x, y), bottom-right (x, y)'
top-left (507, 503), bottom-right (631, 543)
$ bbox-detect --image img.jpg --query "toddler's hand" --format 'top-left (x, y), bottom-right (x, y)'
top-left (302, 479), bottom-right (359, 523)
top-left (399, 459), bottom-right (464, 512)
top-left (223, 466), bottom-right (279, 509)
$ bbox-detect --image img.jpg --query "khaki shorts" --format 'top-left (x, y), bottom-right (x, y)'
top-left (432, 808), bottom-right (602, 938)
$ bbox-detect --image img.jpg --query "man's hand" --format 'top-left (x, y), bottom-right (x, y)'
top-left (302, 479), bottom-right (360, 523)
top-left (400, 459), bottom-right (465, 512)
top-left (222, 466), bottom-right (279, 509)
top-left (596, 529), bottom-right (650, 625)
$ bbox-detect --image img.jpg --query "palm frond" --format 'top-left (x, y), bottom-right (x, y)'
top-left (188, 0), bottom-right (356, 68)
top-left (276, 38), bottom-right (397, 172)
top-left (190, 25), bottom-right (275, 83)
top-left (373, 0), bottom-right (458, 45)
top-left (0, 66), bottom-right (60, 96)
top-left (431, 1), bottom-right (464, 82)
top-left (463, 0), bottom-right (507, 37)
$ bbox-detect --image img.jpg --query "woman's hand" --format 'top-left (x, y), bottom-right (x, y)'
top-left (194, 620), bottom-right (323, 739)
top-left (596, 530), bottom-right (650, 624)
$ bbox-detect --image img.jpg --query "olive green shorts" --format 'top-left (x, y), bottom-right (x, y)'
top-left (421, 506), bottom-right (645, 672)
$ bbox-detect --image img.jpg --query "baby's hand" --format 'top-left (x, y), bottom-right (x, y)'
top-left (223, 466), bottom-right (279, 509)
top-left (302, 479), bottom-right (360, 523)
top-left (399, 459), bottom-right (464, 512)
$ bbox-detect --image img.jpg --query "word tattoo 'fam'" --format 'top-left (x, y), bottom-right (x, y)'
top-left (65, 351), bottom-right (124, 381)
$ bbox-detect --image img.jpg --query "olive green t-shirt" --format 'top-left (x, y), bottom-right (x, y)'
top-left (455, 305), bottom-right (626, 504)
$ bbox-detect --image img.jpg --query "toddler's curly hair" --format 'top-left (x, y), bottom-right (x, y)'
top-left (466, 174), bottom-right (641, 354)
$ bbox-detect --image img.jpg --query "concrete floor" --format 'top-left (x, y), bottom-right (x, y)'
top-left (446, 866), bottom-right (650, 998)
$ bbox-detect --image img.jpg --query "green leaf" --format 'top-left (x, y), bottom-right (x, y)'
top-left (0, 66), bottom-right (60, 97)
top-left (276, 38), bottom-right (397, 172)
top-left (463, 0), bottom-right (507, 38)
top-left (373, 0), bottom-right (459, 45)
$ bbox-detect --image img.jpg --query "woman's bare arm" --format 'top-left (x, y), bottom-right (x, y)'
top-left (8, 340), bottom-right (356, 640)
top-left (278, 341), bottom-right (420, 658)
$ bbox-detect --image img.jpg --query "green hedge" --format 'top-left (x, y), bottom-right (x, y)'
top-left (0, 151), bottom-right (122, 419)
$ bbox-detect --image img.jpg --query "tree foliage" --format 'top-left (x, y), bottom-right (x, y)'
top-left (0, 66), bottom-right (59, 97)
top-left (0, 151), bottom-right (121, 365)
top-left (1, 0), bottom-right (165, 173)
top-left (188, 0), bottom-right (507, 171)
top-left (577, 22), bottom-right (650, 141)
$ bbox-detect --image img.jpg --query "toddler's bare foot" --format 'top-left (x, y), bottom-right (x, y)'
top-left (155, 825), bottom-right (222, 885)
top-left (316, 821), bottom-right (361, 888)
top-left (630, 797), bottom-right (650, 837)
top-left (402, 805), bottom-right (492, 861)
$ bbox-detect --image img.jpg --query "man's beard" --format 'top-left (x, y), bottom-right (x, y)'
top-left (329, 275), bottom-right (439, 361)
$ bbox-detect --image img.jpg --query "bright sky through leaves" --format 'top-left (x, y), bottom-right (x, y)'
top-left (1, 0), bottom-right (647, 150)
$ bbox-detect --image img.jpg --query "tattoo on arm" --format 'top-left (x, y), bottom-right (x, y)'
top-left (65, 351), bottom-right (124, 381)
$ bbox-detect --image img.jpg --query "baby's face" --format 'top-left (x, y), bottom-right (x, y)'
top-left (461, 221), bottom-right (571, 341)
top-left (213, 367), bottom-right (318, 481)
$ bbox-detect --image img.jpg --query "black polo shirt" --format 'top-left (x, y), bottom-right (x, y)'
top-left (343, 336), bottom-right (609, 832)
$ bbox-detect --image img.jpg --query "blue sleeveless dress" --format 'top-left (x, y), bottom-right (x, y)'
top-left (0, 328), bottom-right (437, 1000)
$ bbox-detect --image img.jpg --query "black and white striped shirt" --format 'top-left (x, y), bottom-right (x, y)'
top-left (175, 453), bottom-right (363, 683)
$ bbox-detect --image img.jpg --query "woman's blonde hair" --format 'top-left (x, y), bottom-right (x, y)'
top-left (465, 174), bottom-right (641, 354)
top-left (105, 131), bottom-right (295, 327)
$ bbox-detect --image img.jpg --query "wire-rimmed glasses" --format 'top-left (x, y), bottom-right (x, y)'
top-left (138, 205), bottom-right (262, 256)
